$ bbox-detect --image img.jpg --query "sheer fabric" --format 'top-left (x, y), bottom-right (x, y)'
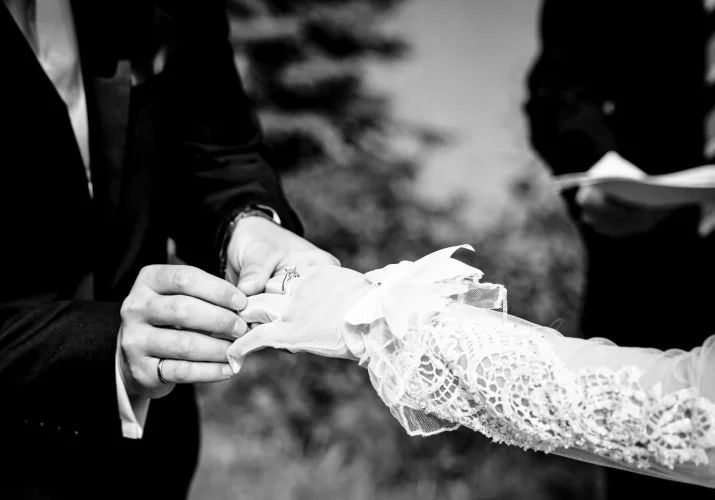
top-left (228, 246), bottom-right (715, 488)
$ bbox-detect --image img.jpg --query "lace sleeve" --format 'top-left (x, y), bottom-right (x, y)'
top-left (228, 245), bottom-right (715, 488)
top-left (348, 278), bottom-right (715, 488)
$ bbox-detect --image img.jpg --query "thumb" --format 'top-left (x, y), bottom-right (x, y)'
top-left (576, 185), bottom-right (601, 208)
top-left (237, 252), bottom-right (280, 296)
top-left (226, 322), bottom-right (291, 374)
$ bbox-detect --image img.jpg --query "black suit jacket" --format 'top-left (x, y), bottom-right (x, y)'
top-left (525, 0), bottom-right (708, 177)
top-left (0, 2), bottom-right (301, 497)
top-left (524, 0), bottom-right (715, 349)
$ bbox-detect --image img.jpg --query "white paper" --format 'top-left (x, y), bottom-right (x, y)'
top-left (552, 152), bottom-right (715, 236)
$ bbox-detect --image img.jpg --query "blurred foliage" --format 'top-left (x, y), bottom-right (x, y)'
top-left (191, 1), bottom-right (599, 499)
top-left (230, 0), bottom-right (459, 270)
top-left (474, 163), bottom-right (586, 336)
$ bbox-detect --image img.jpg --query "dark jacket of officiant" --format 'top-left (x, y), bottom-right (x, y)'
top-left (0, 2), bottom-right (301, 498)
top-left (524, 0), bottom-right (715, 353)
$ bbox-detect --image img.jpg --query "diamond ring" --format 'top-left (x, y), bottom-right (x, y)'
top-left (281, 265), bottom-right (300, 294)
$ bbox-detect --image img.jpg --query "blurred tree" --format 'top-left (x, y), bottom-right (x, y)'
top-left (479, 161), bottom-right (586, 336)
top-left (228, 0), bottom-right (460, 270)
top-left (191, 2), bottom-right (599, 499)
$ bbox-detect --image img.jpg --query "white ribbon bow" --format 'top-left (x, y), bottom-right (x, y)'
top-left (343, 245), bottom-right (482, 341)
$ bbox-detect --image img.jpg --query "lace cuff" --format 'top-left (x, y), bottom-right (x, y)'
top-left (342, 247), bottom-right (715, 486)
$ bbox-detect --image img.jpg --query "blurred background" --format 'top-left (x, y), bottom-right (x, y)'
top-left (191, 1), bottom-right (598, 498)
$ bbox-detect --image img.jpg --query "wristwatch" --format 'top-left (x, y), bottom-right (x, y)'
top-left (218, 204), bottom-right (281, 280)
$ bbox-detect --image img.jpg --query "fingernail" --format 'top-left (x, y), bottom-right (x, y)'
top-left (232, 294), bottom-right (245, 311)
top-left (233, 320), bottom-right (245, 338)
top-left (223, 365), bottom-right (235, 377)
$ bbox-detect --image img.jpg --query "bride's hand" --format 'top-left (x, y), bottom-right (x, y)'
top-left (228, 265), bottom-right (374, 372)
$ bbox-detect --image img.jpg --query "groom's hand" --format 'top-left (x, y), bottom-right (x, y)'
top-left (118, 265), bottom-right (248, 400)
top-left (225, 216), bottom-right (340, 296)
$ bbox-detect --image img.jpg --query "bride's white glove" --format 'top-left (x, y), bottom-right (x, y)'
top-left (227, 265), bottom-right (374, 372)
top-left (227, 245), bottom-right (482, 373)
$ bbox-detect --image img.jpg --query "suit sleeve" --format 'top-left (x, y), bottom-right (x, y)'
top-left (523, 0), bottom-right (618, 175)
top-left (0, 301), bottom-right (123, 444)
top-left (166, 1), bottom-right (303, 274)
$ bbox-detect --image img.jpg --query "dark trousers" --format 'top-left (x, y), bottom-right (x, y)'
top-left (1, 384), bottom-right (200, 499)
top-left (605, 468), bottom-right (712, 499)
top-left (578, 209), bottom-right (715, 499)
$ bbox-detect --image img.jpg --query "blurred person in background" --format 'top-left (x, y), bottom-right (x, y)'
top-left (0, 1), bottom-right (336, 498)
top-left (525, 0), bottom-right (715, 498)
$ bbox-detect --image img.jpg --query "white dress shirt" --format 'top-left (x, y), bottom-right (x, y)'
top-left (5, 0), bottom-right (148, 439)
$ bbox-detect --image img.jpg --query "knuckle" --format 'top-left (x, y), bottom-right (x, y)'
top-left (120, 296), bottom-right (143, 320)
top-left (172, 360), bottom-right (192, 382)
top-left (122, 323), bottom-right (152, 356)
top-left (120, 300), bottom-right (132, 321)
top-left (171, 266), bottom-right (194, 290)
top-left (120, 328), bottom-right (141, 353)
top-left (144, 295), bottom-right (160, 315)
top-left (168, 297), bottom-right (190, 321)
top-left (138, 265), bottom-right (159, 282)
top-left (129, 361), bottom-right (150, 389)
top-left (174, 332), bottom-right (196, 356)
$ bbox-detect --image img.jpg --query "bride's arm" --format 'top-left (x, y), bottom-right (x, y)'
top-left (372, 303), bottom-right (715, 488)
top-left (228, 247), bottom-right (715, 488)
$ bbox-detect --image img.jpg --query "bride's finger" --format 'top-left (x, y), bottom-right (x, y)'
top-left (227, 322), bottom-right (290, 373)
top-left (264, 274), bottom-right (284, 294)
top-left (240, 293), bottom-right (288, 324)
top-left (265, 274), bottom-right (306, 295)
top-left (265, 265), bottom-right (319, 295)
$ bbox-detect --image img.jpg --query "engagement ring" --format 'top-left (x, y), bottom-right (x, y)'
top-left (281, 265), bottom-right (300, 294)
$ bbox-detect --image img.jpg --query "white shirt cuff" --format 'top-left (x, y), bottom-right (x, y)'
top-left (253, 204), bottom-right (282, 225)
top-left (115, 350), bottom-right (150, 439)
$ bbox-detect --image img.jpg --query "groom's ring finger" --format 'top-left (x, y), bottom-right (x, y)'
top-left (154, 359), bottom-right (234, 384)
top-left (147, 328), bottom-right (230, 362)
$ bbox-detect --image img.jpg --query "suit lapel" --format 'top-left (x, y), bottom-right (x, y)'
top-left (0, 3), bottom-right (89, 189)
top-left (71, 0), bottom-right (132, 222)
top-left (70, 1), bottom-right (138, 297)
top-left (84, 63), bottom-right (133, 221)
top-left (0, 5), bottom-right (54, 100)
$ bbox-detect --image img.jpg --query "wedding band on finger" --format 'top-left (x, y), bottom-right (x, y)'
top-left (281, 265), bottom-right (300, 294)
top-left (157, 358), bottom-right (169, 384)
